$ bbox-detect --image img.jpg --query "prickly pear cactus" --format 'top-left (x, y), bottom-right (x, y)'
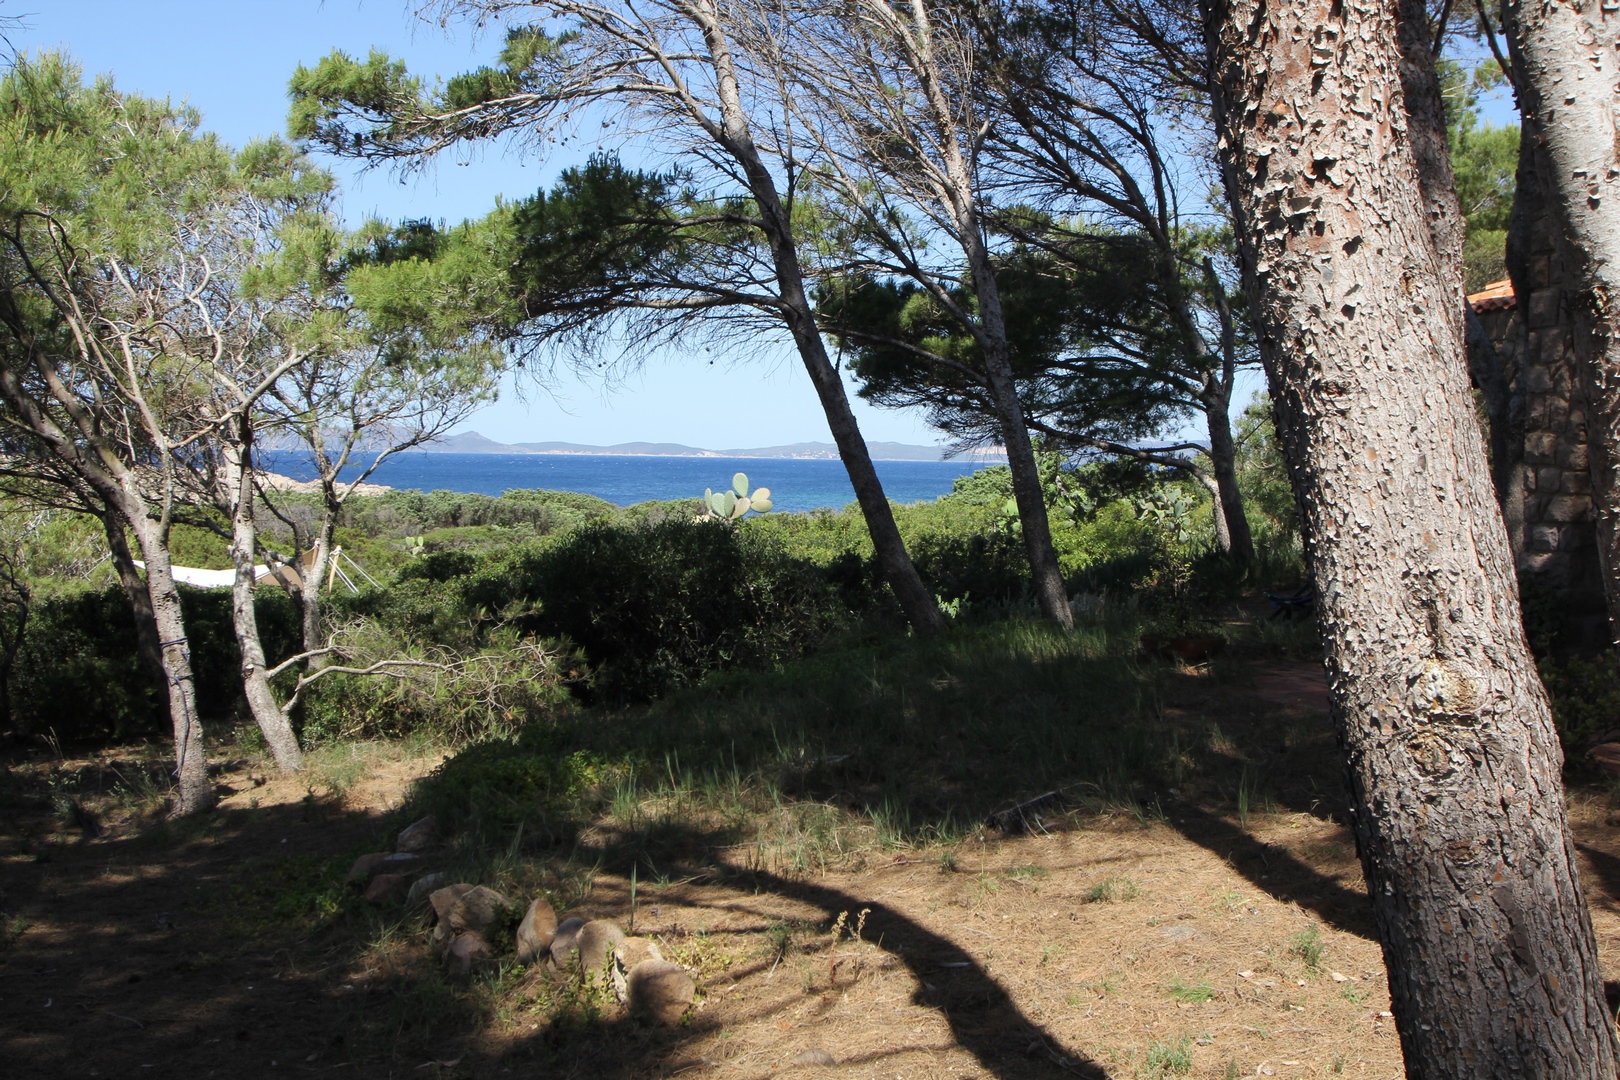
top-left (699, 473), bottom-right (775, 523)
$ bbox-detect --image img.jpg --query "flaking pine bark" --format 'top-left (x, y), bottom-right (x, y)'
top-left (1508, 0), bottom-right (1620, 642)
top-left (1200, 0), bottom-right (1619, 1073)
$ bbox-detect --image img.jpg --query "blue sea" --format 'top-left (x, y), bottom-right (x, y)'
top-left (261, 451), bottom-right (998, 513)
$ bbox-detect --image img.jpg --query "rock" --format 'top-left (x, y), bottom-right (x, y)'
top-left (788, 1048), bottom-right (837, 1068)
top-left (515, 898), bottom-right (559, 964)
top-left (345, 852), bottom-right (391, 888)
top-left (577, 919), bottom-right (626, 974)
top-left (405, 872), bottom-right (452, 911)
top-left (428, 883), bottom-right (476, 924)
top-left (625, 959), bottom-right (695, 1025)
top-left (428, 884), bottom-right (477, 952)
top-left (363, 873), bottom-right (410, 906)
top-left (395, 815), bottom-right (441, 853)
top-left (548, 916), bottom-right (587, 968)
top-left (611, 937), bottom-right (664, 1001)
top-left (446, 886), bottom-right (514, 936)
top-left (444, 931), bottom-right (493, 980)
top-left (378, 852), bottom-right (424, 875)
top-left (614, 936), bottom-right (663, 969)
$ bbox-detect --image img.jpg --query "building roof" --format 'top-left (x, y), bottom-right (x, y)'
top-left (1469, 279), bottom-right (1516, 313)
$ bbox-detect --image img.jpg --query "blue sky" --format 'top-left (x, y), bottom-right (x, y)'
top-left (13, 0), bottom-right (942, 448)
top-left (13, 2), bottom-right (1517, 450)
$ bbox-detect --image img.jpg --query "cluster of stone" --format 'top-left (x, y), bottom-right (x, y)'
top-left (342, 814), bottom-right (693, 1024)
top-left (343, 813), bottom-right (444, 906)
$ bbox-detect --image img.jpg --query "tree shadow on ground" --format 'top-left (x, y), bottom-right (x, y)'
top-left (0, 763), bottom-right (1107, 1080)
top-left (0, 644), bottom-right (1382, 1078)
top-left (1164, 801), bottom-right (1375, 939)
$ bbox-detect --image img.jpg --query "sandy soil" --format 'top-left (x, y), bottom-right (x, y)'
top-left (4, 665), bottom-right (1619, 1080)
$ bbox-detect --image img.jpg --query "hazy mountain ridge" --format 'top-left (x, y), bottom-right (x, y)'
top-left (427, 431), bottom-right (1001, 462)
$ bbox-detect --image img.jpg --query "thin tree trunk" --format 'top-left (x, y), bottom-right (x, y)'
top-left (300, 505), bottom-right (337, 664)
top-left (1203, 396), bottom-right (1250, 558)
top-left (973, 281), bottom-right (1076, 628)
top-left (1202, 0), bottom-right (1617, 1073)
top-left (1396, 0), bottom-right (1519, 510)
top-left (895, 0), bottom-right (1072, 628)
top-left (101, 510), bottom-right (168, 715)
top-left (1195, 470), bottom-right (1232, 552)
top-left (223, 425), bottom-right (303, 771)
top-left (1506, 0), bottom-right (1620, 643)
top-left (1201, 258), bottom-right (1256, 561)
top-left (692, 6), bottom-right (944, 635)
top-left (126, 516), bottom-right (214, 816)
top-left (0, 363), bottom-right (212, 816)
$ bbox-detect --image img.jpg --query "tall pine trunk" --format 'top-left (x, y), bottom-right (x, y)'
top-left (299, 504), bottom-right (338, 664)
top-left (101, 510), bottom-right (168, 718)
top-left (1201, 0), bottom-right (1617, 1072)
top-left (125, 515), bottom-right (214, 816)
top-left (971, 267), bottom-right (1076, 628)
top-left (222, 425), bottom-right (304, 771)
top-left (1395, 0), bottom-right (1518, 506)
top-left (1507, 0), bottom-right (1620, 644)
top-left (1203, 392), bottom-right (1251, 559)
top-left (693, 6), bottom-right (944, 635)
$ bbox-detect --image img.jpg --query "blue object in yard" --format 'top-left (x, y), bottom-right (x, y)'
top-left (1265, 586), bottom-right (1314, 620)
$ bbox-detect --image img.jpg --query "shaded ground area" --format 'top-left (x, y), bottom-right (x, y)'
top-left (5, 648), bottom-right (1620, 1079)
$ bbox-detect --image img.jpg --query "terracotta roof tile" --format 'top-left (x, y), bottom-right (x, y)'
top-left (1468, 279), bottom-right (1516, 312)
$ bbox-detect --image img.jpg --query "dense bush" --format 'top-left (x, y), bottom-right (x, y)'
top-left (467, 519), bottom-right (854, 702)
top-left (10, 584), bottom-right (301, 744)
top-left (295, 624), bottom-right (583, 744)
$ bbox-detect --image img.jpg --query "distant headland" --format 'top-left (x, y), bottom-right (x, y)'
top-left (424, 431), bottom-right (1005, 462)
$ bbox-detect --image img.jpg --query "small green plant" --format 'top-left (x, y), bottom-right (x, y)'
top-left (1235, 766), bottom-right (1275, 828)
top-left (1288, 926), bottom-right (1324, 972)
top-left (1086, 875), bottom-right (1142, 903)
top-left (762, 919), bottom-right (810, 964)
top-left (937, 850), bottom-right (960, 873)
top-left (701, 472), bottom-right (774, 523)
top-left (1167, 977), bottom-right (1216, 1003)
top-left (1143, 1035), bottom-right (1193, 1077)
top-left (1341, 984), bottom-right (1366, 1006)
top-left (1007, 863), bottom-right (1050, 881)
top-left (1076, 973), bottom-right (1122, 998)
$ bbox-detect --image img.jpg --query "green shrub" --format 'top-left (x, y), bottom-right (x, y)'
top-left (1540, 652), bottom-right (1620, 750)
top-left (410, 727), bottom-right (612, 837)
top-left (9, 584), bottom-right (301, 743)
top-left (297, 623), bottom-right (582, 744)
top-left (473, 519), bottom-right (852, 702)
top-left (396, 548), bottom-right (478, 584)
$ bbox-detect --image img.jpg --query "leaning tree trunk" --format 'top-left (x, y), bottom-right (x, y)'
top-left (693, 6), bottom-right (944, 635)
top-left (1203, 389), bottom-right (1254, 561)
top-left (1202, 0), bottom-right (1618, 1073)
top-left (299, 501), bottom-right (338, 664)
top-left (1395, 0), bottom-right (1518, 508)
top-left (222, 428), bottom-right (303, 771)
top-left (125, 514), bottom-right (214, 816)
top-left (101, 510), bottom-right (168, 716)
top-left (976, 315), bottom-right (1076, 628)
top-left (787, 317), bottom-right (948, 635)
top-left (1507, 0), bottom-right (1620, 643)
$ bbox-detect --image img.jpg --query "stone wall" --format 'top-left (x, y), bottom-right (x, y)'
top-left (1485, 127), bottom-right (1611, 648)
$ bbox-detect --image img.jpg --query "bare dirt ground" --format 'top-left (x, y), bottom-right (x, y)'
top-left (5, 665), bottom-right (1620, 1080)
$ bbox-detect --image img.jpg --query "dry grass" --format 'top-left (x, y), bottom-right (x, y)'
top-left (6, 621), bottom-right (1620, 1078)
